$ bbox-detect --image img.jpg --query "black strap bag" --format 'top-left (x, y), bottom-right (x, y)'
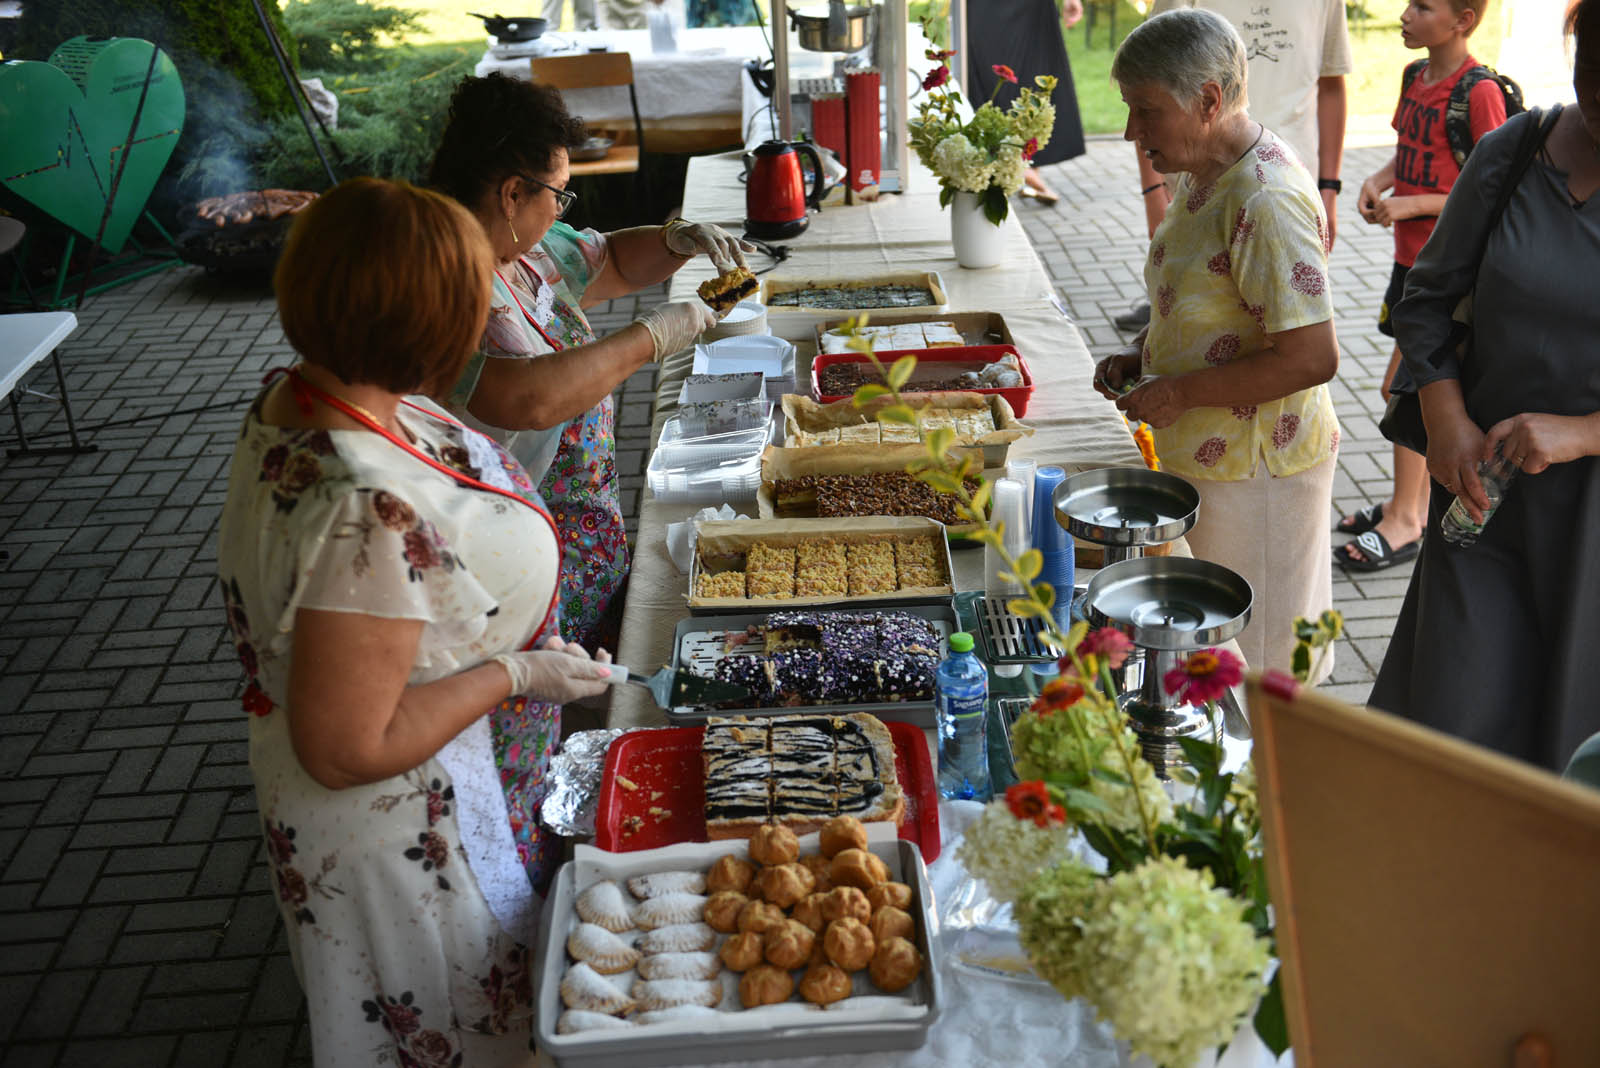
top-left (1379, 106), bottom-right (1561, 455)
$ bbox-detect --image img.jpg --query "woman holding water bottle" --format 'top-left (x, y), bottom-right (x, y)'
top-left (1369, 0), bottom-right (1600, 771)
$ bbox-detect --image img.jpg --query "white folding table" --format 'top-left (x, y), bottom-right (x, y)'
top-left (1, 311), bottom-right (93, 458)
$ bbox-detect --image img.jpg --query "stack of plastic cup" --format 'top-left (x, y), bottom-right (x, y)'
top-left (986, 478), bottom-right (1030, 678)
top-left (1031, 465), bottom-right (1074, 632)
top-left (1004, 457), bottom-right (1036, 545)
top-left (986, 477), bottom-right (1028, 601)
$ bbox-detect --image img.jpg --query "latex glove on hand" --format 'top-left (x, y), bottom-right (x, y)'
top-left (662, 219), bottom-right (755, 272)
top-left (492, 636), bottom-right (613, 704)
top-left (634, 300), bottom-right (718, 358)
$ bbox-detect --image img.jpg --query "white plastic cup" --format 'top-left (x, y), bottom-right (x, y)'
top-left (986, 478), bottom-right (1028, 601)
top-left (1005, 457), bottom-right (1036, 543)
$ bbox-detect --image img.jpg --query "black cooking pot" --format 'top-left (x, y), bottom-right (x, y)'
top-left (468, 12), bottom-right (548, 41)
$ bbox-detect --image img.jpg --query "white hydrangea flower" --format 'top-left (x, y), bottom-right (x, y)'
top-left (931, 133), bottom-right (996, 193)
top-left (993, 143), bottom-right (1028, 196)
top-left (1071, 857), bottom-right (1270, 1068)
top-left (955, 799), bottom-right (1080, 903)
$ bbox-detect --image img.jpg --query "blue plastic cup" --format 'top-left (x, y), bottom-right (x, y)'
top-left (1037, 548), bottom-right (1076, 631)
top-left (1032, 465), bottom-right (1070, 555)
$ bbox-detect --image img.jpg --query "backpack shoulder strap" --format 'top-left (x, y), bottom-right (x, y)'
top-left (1446, 64), bottom-right (1497, 169)
top-left (1402, 58), bottom-right (1427, 94)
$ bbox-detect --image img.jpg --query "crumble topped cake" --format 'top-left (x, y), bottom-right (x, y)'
top-left (694, 535), bottom-right (945, 604)
top-left (697, 266), bottom-right (759, 317)
top-left (702, 712), bottom-right (905, 838)
top-left (703, 609), bottom-right (939, 709)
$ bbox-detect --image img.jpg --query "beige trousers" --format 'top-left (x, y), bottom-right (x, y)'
top-left (1182, 454), bottom-right (1337, 684)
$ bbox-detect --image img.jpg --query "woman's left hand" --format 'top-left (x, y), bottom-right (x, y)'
top-left (1117, 374), bottom-right (1189, 429)
top-left (1483, 412), bottom-right (1600, 475)
top-left (662, 220), bottom-right (755, 271)
top-left (1061, 0), bottom-right (1084, 28)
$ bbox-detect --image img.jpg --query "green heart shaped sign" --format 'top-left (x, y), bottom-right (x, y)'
top-left (0, 37), bottom-right (185, 253)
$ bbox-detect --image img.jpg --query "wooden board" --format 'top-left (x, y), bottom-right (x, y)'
top-left (1247, 676), bottom-right (1600, 1067)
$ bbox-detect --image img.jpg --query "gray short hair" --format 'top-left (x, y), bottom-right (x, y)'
top-left (1111, 9), bottom-right (1248, 115)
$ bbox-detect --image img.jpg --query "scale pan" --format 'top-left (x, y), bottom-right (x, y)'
top-left (1054, 466), bottom-right (1200, 547)
top-left (1085, 556), bottom-right (1252, 650)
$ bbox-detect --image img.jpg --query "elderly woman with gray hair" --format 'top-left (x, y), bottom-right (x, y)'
top-left (1092, 8), bottom-right (1341, 679)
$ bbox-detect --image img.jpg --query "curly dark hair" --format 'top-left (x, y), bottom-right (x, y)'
top-left (427, 73), bottom-right (589, 210)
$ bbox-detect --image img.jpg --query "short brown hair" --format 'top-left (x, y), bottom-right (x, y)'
top-left (1451, 0), bottom-right (1489, 35)
top-left (274, 178), bottom-right (491, 396)
top-left (1569, 0), bottom-right (1600, 67)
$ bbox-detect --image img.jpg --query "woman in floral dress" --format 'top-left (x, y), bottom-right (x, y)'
top-left (218, 179), bottom-right (613, 1066)
top-left (429, 73), bottom-right (751, 654)
top-left (1092, 9), bottom-right (1341, 679)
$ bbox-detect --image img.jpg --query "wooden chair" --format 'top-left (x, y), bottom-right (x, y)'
top-left (530, 52), bottom-right (645, 180)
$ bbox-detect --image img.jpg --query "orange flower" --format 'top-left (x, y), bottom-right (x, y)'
top-left (992, 64), bottom-right (1018, 84)
top-left (1031, 677), bottom-right (1084, 716)
top-left (1006, 781), bottom-right (1067, 828)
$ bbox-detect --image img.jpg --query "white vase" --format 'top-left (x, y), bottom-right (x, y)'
top-left (950, 190), bottom-right (1006, 269)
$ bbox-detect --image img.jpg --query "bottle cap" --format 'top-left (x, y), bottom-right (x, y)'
top-left (948, 632), bottom-right (974, 653)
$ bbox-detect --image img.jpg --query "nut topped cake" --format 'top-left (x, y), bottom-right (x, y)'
top-left (702, 712), bottom-right (904, 838)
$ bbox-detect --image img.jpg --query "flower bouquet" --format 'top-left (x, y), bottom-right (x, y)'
top-left (909, 38), bottom-right (1057, 226)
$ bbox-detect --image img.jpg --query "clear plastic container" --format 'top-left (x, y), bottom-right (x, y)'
top-left (648, 417), bottom-right (768, 503)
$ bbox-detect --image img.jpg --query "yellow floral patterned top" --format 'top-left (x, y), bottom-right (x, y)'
top-left (1142, 130), bottom-right (1340, 482)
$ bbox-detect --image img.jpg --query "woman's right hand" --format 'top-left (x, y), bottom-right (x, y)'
top-left (495, 638), bottom-right (613, 704)
top-left (1426, 408), bottom-right (1491, 518)
top-left (1093, 351), bottom-right (1141, 400)
top-left (634, 300), bottom-right (718, 358)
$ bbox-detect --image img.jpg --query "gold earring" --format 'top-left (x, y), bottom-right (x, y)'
top-left (508, 215), bottom-right (519, 244)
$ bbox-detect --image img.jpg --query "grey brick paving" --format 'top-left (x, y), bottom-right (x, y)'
top-left (0, 137), bottom-right (1401, 1066)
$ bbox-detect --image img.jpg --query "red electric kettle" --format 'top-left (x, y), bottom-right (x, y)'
top-left (744, 140), bottom-right (825, 240)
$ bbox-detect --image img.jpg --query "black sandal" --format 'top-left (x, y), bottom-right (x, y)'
top-left (1333, 529), bottom-right (1419, 572)
top-left (1334, 503), bottom-right (1384, 536)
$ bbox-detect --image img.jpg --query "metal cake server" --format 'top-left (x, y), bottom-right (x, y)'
top-left (605, 663), bottom-right (750, 709)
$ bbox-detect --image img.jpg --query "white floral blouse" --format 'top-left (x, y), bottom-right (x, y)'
top-left (1142, 130), bottom-right (1341, 481)
top-left (217, 388), bottom-right (559, 1067)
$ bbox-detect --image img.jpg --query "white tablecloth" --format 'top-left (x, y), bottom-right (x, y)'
top-left (474, 27), bottom-right (773, 124)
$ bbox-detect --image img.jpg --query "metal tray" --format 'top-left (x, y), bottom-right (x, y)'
top-left (665, 602), bottom-right (957, 727)
top-left (535, 837), bottom-right (942, 1067)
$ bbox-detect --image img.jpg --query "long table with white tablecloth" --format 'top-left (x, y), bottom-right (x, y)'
top-left (608, 152), bottom-right (1149, 729)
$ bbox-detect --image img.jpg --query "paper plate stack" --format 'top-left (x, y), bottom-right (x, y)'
top-left (702, 299), bottom-right (767, 341)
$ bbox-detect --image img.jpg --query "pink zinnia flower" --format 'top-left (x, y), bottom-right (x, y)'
top-left (1163, 648), bottom-right (1245, 707)
top-left (992, 64), bottom-right (1018, 84)
top-left (1022, 137), bottom-right (1039, 160)
top-left (922, 65), bottom-right (951, 91)
top-left (1075, 627), bottom-right (1133, 671)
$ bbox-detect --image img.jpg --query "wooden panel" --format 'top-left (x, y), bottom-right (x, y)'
top-left (529, 51), bottom-right (634, 90)
top-left (1248, 678), bottom-right (1600, 1067)
top-left (568, 144), bottom-right (640, 177)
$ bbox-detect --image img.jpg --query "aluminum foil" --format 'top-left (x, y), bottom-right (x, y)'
top-left (543, 728), bottom-right (664, 838)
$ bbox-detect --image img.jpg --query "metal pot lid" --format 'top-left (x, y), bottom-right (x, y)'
top-left (1053, 466), bottom-right (1199, 547)
top-left (1084, 555), bottom-right (1252, 650)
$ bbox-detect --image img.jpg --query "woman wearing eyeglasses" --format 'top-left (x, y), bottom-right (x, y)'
top-left (428, 73), bottom-right (749, 658)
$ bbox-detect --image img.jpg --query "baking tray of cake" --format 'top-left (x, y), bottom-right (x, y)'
top-left (777, 391), bottom-right (1032, 469)
top-left (688, 516), bottom-right (956, 614)
top-left (593, 722), bottom-right (941, 860)
top-left (812, 345), bottom-right (1035, 416)
top-left (759, 273), bottom-right (949, 340)
top-left (535, 833), bottom-right (942, 1067)
top-left (813, 310), bottom-right (1016, 353)
top-left (755, 447), bottom-right (991, 542)
top-left (664, 603), bottom-right (958, 727)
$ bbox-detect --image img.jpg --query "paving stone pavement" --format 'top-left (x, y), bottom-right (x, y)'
top-left (0, 137), bottom-right (1400, 1065)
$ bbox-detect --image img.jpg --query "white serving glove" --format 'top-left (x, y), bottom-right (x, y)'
top-left (492, 636), bottom-right (613, 704)
top-left (634, 299), bottom-right (718, 359)
top-left (661, 219), bottom-right (755, 272)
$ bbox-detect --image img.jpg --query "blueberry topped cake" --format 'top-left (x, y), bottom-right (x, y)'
top-left (702, 712), bottom-right (904, 838)
top-left (703, 610), bottom-right (940, 709)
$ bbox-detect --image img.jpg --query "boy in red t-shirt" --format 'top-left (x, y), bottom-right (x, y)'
top-left (1334, 0), bottom-right (1508, 571)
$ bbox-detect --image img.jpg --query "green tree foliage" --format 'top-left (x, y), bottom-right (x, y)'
top-left (283, 0), bottom-right (419, 70)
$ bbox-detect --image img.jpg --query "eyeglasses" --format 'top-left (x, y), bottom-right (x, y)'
top-left (521, 174), bottom-right (577, 219)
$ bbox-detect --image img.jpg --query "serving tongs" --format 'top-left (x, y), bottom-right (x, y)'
top-left (605, 663), bottom-right (750, 709)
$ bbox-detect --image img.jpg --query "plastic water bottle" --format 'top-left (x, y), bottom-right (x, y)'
top-left (1440, 452), bottom-right (1518, 547)
top-left (937, 632), bottom-right (991, 801)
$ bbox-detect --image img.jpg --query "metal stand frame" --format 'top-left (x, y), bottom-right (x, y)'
top-left (6, 350), bottom-right (96, 458)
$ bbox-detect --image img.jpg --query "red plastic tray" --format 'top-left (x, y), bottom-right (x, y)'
top-left (811, 344), bottom-right (1034, 416)
top-left (593, 721), bottom-right (941, 862)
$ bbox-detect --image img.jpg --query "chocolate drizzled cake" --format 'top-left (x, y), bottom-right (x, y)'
top-left (702, 712), bottom-right (904, 839)
top-left (705, 610), bottom-right (939, 708)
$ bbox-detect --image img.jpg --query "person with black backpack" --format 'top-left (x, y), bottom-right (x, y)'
top-left (1332, 0), bottom-right (1511, 572)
